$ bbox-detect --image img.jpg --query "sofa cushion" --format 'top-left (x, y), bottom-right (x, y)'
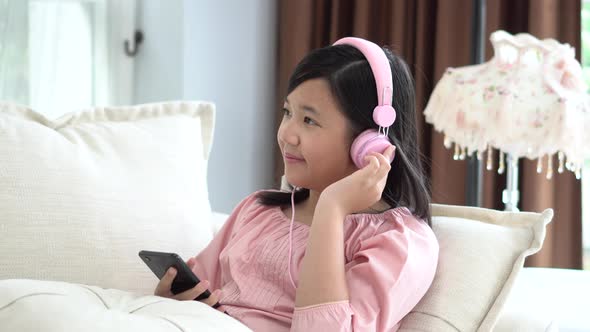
top-left (0, 279), bottom-right (251, 332)
top-left (0, 101), bottom-right (216, 296)
top-left (399, 204), bottom-right (553, 332)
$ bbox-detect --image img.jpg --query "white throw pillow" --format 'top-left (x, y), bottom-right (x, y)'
top-left (399, 204), bottom-right (553, 332)
top-left (0, 101), bottom-right (216, 296)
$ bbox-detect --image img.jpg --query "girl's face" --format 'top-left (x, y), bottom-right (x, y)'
top-left (277, 78), bottom-right (358, 192)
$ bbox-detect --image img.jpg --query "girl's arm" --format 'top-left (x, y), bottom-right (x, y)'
top-left (294, 148), bottom-right (395, 307)
top-left (294, 199), bottom-right (349, 307)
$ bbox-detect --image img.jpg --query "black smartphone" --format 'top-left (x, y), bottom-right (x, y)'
top-left (138, 250), bottom-right (213, 303)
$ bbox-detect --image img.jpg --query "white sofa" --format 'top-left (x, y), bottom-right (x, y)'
top-left (0, 101), bottom-right (588, 331)
top-left (495, 267), bottom-right (590, 332)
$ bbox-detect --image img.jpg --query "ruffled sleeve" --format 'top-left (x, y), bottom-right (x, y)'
top-left (190, 192), bottom-right (260, 290)
top-left (291, 209), bottom-right (439, 332)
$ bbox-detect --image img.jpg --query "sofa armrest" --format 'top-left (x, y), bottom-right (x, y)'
top-left (494, 267), bottom-right (590, 332)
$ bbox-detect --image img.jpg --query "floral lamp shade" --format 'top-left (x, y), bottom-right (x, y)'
top-left (424, 30), bottom-right (589, 179)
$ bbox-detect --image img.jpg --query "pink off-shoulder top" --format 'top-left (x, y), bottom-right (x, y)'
top-left (191, 191), bottom-right (439, 331)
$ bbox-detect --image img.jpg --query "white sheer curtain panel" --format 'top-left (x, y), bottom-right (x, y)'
top-left (0, 0), bottom-right (29, 105)
top-left (0, 0), bottom-right (137, 119)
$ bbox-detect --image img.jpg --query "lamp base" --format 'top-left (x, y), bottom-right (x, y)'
top-left (502, 189), bottom-right (520, 212)
top-left (504, 153), bottom-right (520, 212)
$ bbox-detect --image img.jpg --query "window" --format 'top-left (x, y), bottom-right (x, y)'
top-left (29, 0), bottom-right (95, 117)
top-left (0, 0), bottom-right (136, 118)
top-left (581, 0), bottom-right (590, 270)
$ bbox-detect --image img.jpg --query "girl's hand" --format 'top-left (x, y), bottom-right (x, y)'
top-left (153, 258), bottom-right (226, 313)
top-left (319, 145), bottom-right (395, 216)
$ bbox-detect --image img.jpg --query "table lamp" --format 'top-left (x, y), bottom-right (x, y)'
top-left (424, 30), bottom-right (590, 211)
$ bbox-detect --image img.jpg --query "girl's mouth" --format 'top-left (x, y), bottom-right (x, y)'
top-left (284, 153), bottom-right (305, 163)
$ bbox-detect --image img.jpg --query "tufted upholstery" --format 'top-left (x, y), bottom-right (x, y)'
top-left (0, 279), bottom-right (252, 332)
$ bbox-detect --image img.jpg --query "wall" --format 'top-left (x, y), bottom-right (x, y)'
top-left (134, 0), bottom-right (278, 214)
top-left (183, 0), bottom-right (277, 214)
top-left (134, 0), bottom-right (184, 104)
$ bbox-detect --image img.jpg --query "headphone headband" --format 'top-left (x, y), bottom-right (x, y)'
top-left (333, 37), bottom-right (393, 107)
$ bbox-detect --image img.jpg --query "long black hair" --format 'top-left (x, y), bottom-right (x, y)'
top-left (258, 43), bottom-right (432, 226)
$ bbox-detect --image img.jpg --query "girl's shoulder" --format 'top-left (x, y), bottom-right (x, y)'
top-left (228, 189), bottom-right (284, 224)
top-left (231, 189), bottom-right (275, 214)
top-left (344, 206), bottom-right (426, 234)
top-left (343, 207), bottom-right (438, 261)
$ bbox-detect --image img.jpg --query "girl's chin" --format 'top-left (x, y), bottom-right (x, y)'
top-left (283, 175), bottom-right (305, 189)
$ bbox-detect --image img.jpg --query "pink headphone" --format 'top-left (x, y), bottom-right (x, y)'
top-left (333, 37), bottom-right (397, 168)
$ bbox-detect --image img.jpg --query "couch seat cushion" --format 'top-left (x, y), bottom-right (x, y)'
top-left (0, 279), bottom-right (252, 332)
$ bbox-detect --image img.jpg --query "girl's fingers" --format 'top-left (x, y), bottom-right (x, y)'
top-left (154, 267), bottom-right (176, 296)
top-left (173, 280), bottom-right (210, 301)
top-left (361, 151), bottom-right (392, 192)
top-left (203, 289), bottom-right (222, 307)
top-left (186, 258), bottom-right (194, 271)
top-left (363, 145), bottom-right (394, 172)
top-left (367, 151), bottom-right (391, 174)
top-left (383, 145), bottom-right (396, 162)
top-left (374, 152), bottom-right (392, 174)
top-left (363, 154), bottom-right (380, 173)
top-left (360, 149), bottom-right (393, 193)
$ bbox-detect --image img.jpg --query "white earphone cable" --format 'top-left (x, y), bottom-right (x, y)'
top-left (287, 187), bottom-right (297, 289)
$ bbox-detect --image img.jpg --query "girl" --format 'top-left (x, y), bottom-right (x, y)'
top-left (155, 37), bottom-right (439, 331)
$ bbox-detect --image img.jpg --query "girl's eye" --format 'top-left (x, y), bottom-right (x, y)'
top-left (282, 108), bottom-right (291, 117)
top-left (304, 117), bottom-right (317, 125)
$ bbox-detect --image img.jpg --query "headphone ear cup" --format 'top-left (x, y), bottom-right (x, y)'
top-left (350, 129), bottom-right (395, 168)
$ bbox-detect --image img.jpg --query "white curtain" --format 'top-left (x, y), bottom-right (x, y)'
top-left (0, 0), bottom-right (137, 119)
top-left (0, 0), bottom-right (28, 105)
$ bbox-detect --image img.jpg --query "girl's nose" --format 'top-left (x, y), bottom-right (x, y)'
top-left (278, 121), bottom-right (299, 147)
